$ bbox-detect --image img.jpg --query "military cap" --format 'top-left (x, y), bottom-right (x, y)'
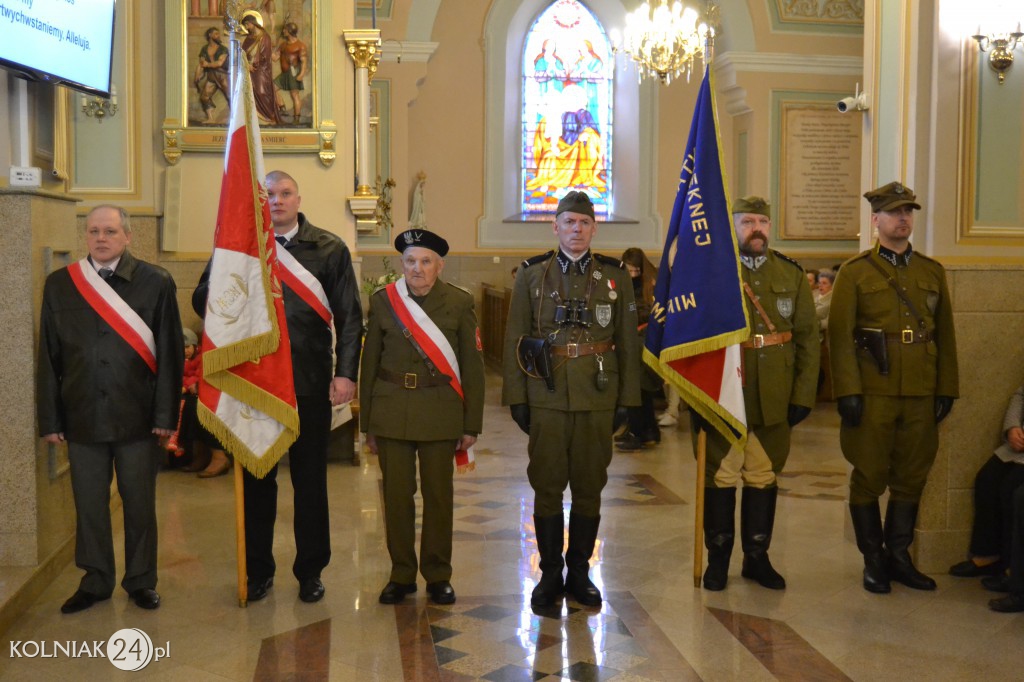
top-left (863, 181), bottom-right (921, 212)
top-left (394, 228), bottom-right (449, 257)
top-left (183, 328), bottom-right (199, 347)
top-left (731, 195), bottom-right (771, 218)
top-left (555, 190), bottom-right (596, 219)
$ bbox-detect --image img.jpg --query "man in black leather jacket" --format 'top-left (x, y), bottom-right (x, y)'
top-left (37, 205), bottom-right (183, 614)
top-left (193, 170), bottom-right (362, 604)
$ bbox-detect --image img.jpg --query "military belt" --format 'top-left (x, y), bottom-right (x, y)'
top-left (549, 340), bottom-right (614, 358)
top-left (740, 331), bottom-right (792, 349)
top-left (378, 367), bottom-right (451, 389)
top-left (885, 329), bottom-right (932, 344)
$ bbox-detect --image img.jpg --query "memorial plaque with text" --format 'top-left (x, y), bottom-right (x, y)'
top-left (779, 105), bottom-right (861, 240)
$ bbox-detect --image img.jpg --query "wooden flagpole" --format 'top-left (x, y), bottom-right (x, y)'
top-left (693, 429), bottom-right (707, 588)
top-left (234, 459), bottom-right (248, 607)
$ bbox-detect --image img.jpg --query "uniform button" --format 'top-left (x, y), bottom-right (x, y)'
top-left (754, 280), bottom-right (760, 285)
top-left (759, 353), bottom-right (767, 359)
top-left (905, 312), bottom-right (910, 316)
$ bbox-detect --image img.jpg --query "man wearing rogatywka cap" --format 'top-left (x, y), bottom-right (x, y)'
top-left (502, 190), bottom-right (640, 609)
top-left (694, 195), bottom-right (819, 593)
top-left (828, 181), bottom-right (959, 595)
top-left (361, 228), bottom-right (484, 606)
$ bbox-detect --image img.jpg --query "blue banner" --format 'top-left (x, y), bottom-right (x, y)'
top-left (643, 66), bottom-right (750, 442)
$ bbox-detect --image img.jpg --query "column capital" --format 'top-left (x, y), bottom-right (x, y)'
top-left (343, 30), bottom-right (382, 80)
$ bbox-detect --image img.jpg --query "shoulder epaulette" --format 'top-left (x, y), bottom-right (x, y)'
top-left (521, 250), bottom-right (554, 268)
top-left (445, 281), bottom-right (474, 296)
top-left (770, 249), bottom-right (803, 271)
top-left (846, 250), bottom-right (873, 265)
top-left (594, 253), bottom-right (626, 269)
top-left (911, 250), bottom-right (941, 265)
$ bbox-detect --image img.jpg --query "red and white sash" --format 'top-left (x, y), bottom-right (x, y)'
top-left (68, 259), bottom-right (157, 373)
top-left (275, 243), bottom-right (332, 325)
top-left (385, 278), bottom-right (474, 470)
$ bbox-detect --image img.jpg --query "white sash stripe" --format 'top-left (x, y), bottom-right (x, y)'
top-left (276, 242), bottom-right (332, 320)
top-left (77, 259), bottom-right (157, 358)
top-left (396, 277), bottom-right (460, 381)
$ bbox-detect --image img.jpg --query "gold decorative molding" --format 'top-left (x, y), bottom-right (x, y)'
top-left (163, 127), bottom-right (182, 165)
top-left (344, 30), bottom-right (382, 82)
top-left (319, 126), bottom-right (337, 167)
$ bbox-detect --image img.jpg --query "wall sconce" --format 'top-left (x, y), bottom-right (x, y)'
top-left (81, 85), bottom-right (118, 121)
top-left (972, 23), bottom-right (1023, 84)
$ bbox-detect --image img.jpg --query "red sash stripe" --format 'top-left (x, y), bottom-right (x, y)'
top-left (68, 262), bottom-right (157, 373)
top-left (277, 265), bottom-right (332, 325)
top-left (384, 283), bottom-right (464, 400)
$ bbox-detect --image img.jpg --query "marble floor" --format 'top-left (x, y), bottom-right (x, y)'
top-left (2, 372), bottom-right (1023, 680)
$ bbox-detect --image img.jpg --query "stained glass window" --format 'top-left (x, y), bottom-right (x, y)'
top-left (522, 0), bottom-right (613, 217)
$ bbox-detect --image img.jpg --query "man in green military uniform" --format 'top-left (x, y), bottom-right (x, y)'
top-left (502, 191), bottom-right (640, 608)
top-left (828, 181), bottom-right (959, 594)
top-left (696, 196), bottom-right (819, 592)
top-left (361, 229), bottom-right (485, 606)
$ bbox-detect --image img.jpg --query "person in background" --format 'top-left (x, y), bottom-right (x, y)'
top-left (815, 270), bottom-right (836, 336)
top-left (616, 248), bottom-right (662, 451)
top-left (949, 386), bottom-right (1024, 584)
top-left (37, 205), bottom-right (183, 614)
top-left (806, 269), bottom-right (820, 303)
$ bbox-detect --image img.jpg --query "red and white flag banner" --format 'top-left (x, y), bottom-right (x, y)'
top-left (197, 49), bottom-right (299, 478)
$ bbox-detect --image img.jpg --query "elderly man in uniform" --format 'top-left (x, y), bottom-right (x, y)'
top-left (194, 170), bottom-right (363, 604)
top-left (502, 191), bottom-right (640, 608)
top-left (829, 181), bottom-right (959, 594)
top-left (361, 229), bottom-right (484, 605)
top-left (38, 205), bottom-right (183, 613)
top-left (696, 196), bottom-right (819, 592)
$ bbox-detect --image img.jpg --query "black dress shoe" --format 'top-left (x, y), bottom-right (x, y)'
top-left (60, 590), bottom-right (108, 614)
top-left (426, 580), bottom-right (456, 605)
top-left (982, 574), bottom-right (1011, 593)
top-left (378, 581), bottom-right (417, 604)
top-left (989, 593), bottom-right (1024, 613)
top-left (949, 559), bottom-right (1005, 578)
top-left (299, 577), bottom-right (325, 603)
top-left (130, 588), bottom-right (161, 610)
top-left (247, 576), bottom-right (274, 602)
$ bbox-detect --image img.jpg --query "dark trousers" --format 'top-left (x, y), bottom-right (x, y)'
top-left (969, 455), bottom-right (1024, 559)
top-left (244, 395), bottom-right (331, 582)
top-left (840, 395), bottom-right (938, 505)
top-left (528, 407), bottom-right (613, 518)
top-left (626, 389), bottom-right (658, 438)
top-left (377, 437), bottom-right (456, 583)
top-left (68, 437), bottom-right (160, 596)
top-left (1011, 485), bottom-right (1024, 594)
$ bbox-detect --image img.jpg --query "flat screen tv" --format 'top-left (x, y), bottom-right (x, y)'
top-left (0, 0), bottom-right (116, 98)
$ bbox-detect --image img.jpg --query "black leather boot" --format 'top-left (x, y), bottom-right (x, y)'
top-left (850, 502), bottom-right (891, 593)
top-left (740, 486), bottom-right (786, 590)
top-left (885, 499), bottom-right (936, 590)
top-left (702, 487), bottom-right (736, 591)
top-left (565, 513), bottom-right (602, 606)
top-left (531, 514), bottom-right (565, 608)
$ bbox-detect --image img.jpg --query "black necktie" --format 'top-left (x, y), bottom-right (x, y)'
top-left (276, 236), bottom-right (289, 246)
top-left (99, 267), bottom-right (114, 281)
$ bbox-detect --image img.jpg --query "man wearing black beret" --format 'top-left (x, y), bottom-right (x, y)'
top-left (502, 191), bottom-right (640, 608)
top-left (361, 228), bottom-right (485, 605)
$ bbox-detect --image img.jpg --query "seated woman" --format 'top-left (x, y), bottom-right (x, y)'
top-left (949, 385), bottom-right (1024, 579)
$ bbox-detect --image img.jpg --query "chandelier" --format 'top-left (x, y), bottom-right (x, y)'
top-left (610, 1), bottom-right (718, 85)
